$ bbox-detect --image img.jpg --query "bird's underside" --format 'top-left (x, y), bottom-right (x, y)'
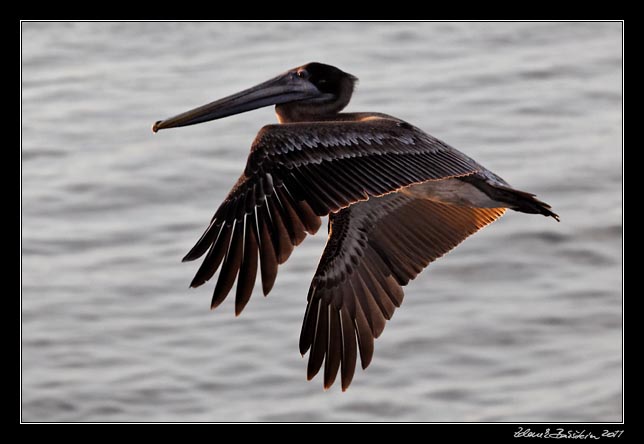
top-left (153, 61), bottom-right (558, 391)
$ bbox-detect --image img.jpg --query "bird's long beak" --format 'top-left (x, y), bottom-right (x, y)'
top-left (152, 72), bottom-right (322, 132)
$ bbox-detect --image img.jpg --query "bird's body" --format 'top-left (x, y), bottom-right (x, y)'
top-left (154, 62), bottom-right (558, 391)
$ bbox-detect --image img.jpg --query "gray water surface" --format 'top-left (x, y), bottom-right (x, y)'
top-left (21, 22), bottom-right (622, 422)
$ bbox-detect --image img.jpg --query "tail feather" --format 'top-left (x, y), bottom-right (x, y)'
top-left (504, 187), bottom-right (560, 221)
top-left (460, 176), bottom-right (559, 221)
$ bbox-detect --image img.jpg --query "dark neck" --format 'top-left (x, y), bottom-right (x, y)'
top-left (275, 77), bottom-right (355, 123)
top-left (275, 101), bottom-right (342, 123)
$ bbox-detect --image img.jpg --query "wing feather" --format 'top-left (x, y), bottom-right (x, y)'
top-left (185, 118), bottom-right (482, 314)
top-left (299, 192), bottom-right (506, 389)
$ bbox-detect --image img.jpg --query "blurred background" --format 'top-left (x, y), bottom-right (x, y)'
top-left (21, 22), bottom-right (622, 422)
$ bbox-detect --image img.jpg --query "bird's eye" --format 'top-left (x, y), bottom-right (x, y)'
top-left (297, 69), bottom-right (309, 79)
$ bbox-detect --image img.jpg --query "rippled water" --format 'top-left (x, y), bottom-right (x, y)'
top-left (21, 22), bottom-right (622, 422)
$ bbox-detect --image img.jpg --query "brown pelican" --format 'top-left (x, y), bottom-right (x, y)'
top-left (153, 62), bottom-right (559, 391)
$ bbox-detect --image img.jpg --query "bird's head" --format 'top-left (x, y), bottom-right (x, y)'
top-left (152, 62), bottom-right (358, 132)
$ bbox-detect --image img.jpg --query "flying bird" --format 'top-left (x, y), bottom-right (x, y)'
top-left (153, 62), bottom-right (559, 391)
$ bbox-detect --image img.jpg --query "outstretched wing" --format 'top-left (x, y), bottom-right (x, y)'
top-left (184, 118), bottom-right (483, 314)
top-left (300, 193), bottom-right (506, 390)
